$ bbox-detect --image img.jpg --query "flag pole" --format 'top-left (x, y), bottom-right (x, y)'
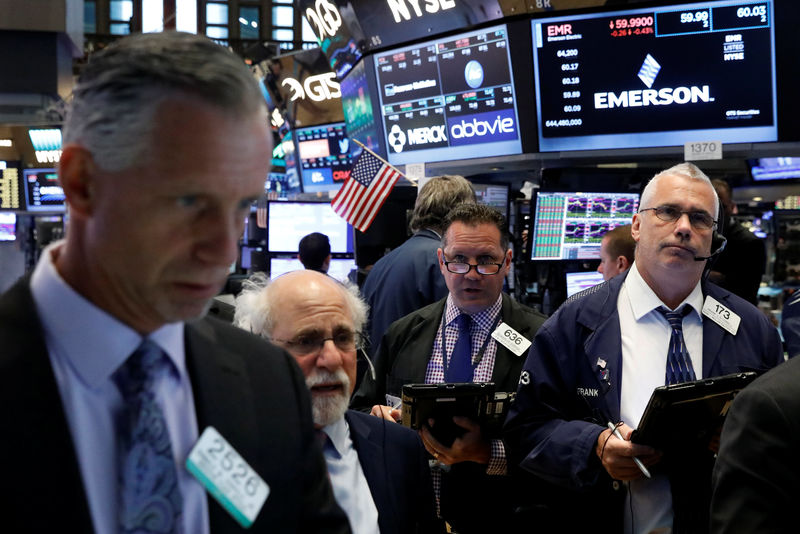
top-left (351, 138), bottom-right (416, 186)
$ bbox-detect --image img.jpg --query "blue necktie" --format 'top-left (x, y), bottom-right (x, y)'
top-left (446, 313), bottom-right (473, 383)
top-left (656, 307), bottom-right (697, 385)
top-left (114, 340), bottom-right (183, 534)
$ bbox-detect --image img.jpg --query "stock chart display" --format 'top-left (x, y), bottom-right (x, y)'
top-left (532, 0), bottom-right (777, 151)
top-left (375, 24), bottom-right (522, 165)
top-left (23, 169), bottom-right (65, 212)
top-left (530, 191), bottom-right (639, 260)
top-left (295, 123), bottom-right (356, 193)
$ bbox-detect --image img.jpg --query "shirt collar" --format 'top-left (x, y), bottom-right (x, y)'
top-left (625, 262), bottom-right (704, 321)
top-left (444, 293), bottom-right (503, 331)
top-left (321, 416), bottom-right (349, 458)
top-left (30, 240), bottom-right (186, 390)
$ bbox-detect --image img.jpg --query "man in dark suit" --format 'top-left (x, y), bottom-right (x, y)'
top-left (352, 203), bottom-right (548, 534)
top-left (505, 163), bottom-right (783, 533)
top-left (710, 356), bottom-right (798, 533)
top-left (0, 32), bottom-right (348, 533)
top-left (233, 270), bottom-right (441, 534)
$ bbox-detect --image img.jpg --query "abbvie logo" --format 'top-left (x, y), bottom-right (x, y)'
top-left (451, 115), bottom-right (515, 139)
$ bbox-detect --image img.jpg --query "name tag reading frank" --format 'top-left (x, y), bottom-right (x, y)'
top-left (491, 322), bottom-right (532, 357)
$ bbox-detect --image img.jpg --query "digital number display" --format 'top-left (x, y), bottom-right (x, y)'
top-left (532, 0), bottom-right (777, 152)
top-left (374, 24), bottom-right (522, 166)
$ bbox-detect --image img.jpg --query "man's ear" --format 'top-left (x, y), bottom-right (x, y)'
top-left (58, 144), bottom-right (97, 218)
top-left (631, 213), bottom-right (641, 243)
top-left (617, 256), bottom-right (630, 272)
top-left (437, 248), bottom-right (446, 272)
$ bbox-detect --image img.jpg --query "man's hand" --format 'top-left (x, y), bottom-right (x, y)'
top-left (419, 416), bottom-right (491, 465)
top-left (596, 423), bottom-right (662, 481)
top-left (369, 404), bottom-right (400, 422)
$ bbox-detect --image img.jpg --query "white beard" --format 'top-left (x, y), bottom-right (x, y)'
top-left (306, 368), bottom-right (351, 427)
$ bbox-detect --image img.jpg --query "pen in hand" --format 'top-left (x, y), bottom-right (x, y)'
top-left (607, 422), bottom-right (651, 479)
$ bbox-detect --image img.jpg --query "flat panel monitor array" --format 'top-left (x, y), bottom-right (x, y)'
top-left (374, 23), bottom-right (523, 166)
top-left (566, 271), bottom-right (605, 297)
top-left (23, 168), bottom-right (65, 212)
top-left (749, 157), bottom-right (800, 181)
top-left (529, 191), bottom-right (640, 261)
top-left (267, 201), bottom-right (354, 254)
top-left (296, 123), bottom-right (356, 193)
top-left (531, 0), bottom-right (778, 151)
top-left (0, 211), bottom-right (15, 241)
top-left (269, 257), bottom-right (356, 283)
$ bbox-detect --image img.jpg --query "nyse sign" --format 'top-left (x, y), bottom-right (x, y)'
top-left (282, 73), bottom-right (341, 102)
top-left (387, 0), bottom-right (457, 23)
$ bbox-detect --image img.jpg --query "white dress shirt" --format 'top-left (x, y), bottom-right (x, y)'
top-left (618, 263), bottom-right (704, 534)
top-left (320, 417), bottom-right (380, 534)
top-left (30, 241), bottom-right (208, 534)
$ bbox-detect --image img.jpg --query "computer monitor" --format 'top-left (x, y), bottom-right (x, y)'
top-left (295, 123), bottom-right (356, 193)
top-left (269, 257), bottom-right (356, 283)
top-left (374, 23), bottom-right (524, 165)
top-left (267, 201), bottom-right (353, 254)
top-left (472, 183), bottom-right (510, 220)
top-left (531, 0), bottom-right (778, 151)
top-left (0, 212), bottom-right (16, 241)
top-left (529, 191), bottom-right (640, 260)
top-left (749, 157), bottom-right (800, 181)
top-left (23, 168), bottom-right (65, 212)
top-left (565, 271), bottom-right (605, 297)
top-left (0, 163), bottom-right (25, 211)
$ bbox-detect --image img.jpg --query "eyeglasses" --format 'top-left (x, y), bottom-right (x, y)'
top-left (272, 330), bottom-right (364, 356)
top-left (639, 205), bottom-right (717, 230)
top-left (443, 260), bottom-right (504, 275)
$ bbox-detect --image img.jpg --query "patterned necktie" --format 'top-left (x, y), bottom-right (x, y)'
top-left (656, 307), bottom-right (697, 385)
top-left (114, 340), bottom-right (183, 534)
top-left (446, 313), bottom-right (473, 383)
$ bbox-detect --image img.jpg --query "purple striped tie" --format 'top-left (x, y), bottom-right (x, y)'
top-left (656, 307), bottom-right (696, 385)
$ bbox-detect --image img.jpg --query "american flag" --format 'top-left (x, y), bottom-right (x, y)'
top-left (331, 148), bottom-right (402, 232)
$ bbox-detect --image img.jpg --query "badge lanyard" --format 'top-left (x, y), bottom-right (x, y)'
top-left (439, 314), bottom-right (503, 380)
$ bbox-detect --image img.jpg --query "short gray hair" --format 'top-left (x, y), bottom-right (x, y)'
top-left (64, 31), bottom-right (266, 172)
top-left (409, 175), bottom-right (476, 234)
top-left (640, 162), bottom-right (720, 217)
top-left (233, 272), bottom-right (369, 339)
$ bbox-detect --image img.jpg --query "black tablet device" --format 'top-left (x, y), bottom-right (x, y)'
top-left (630, 372), bottom-right (758, 451)
top-left (401, 383), bottom-right (514, 447)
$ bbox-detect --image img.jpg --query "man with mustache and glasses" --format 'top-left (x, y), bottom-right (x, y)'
top-left (505, 162), bottom-right (783, 534)
top-left (234, 270), bottom-right (440, 534)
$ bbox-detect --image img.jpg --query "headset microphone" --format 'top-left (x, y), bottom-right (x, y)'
top-left (359, 348), bottom-right (377, 381)
top-left (694, 235), bottom-right (728, 261)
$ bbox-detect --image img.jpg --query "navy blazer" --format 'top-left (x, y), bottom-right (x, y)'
top-left (0, 277), bottom-right (349, 533)
top-left (344, 410), bottom-right (441, 534)
top-left (505, 271), bottom-right (784, 533)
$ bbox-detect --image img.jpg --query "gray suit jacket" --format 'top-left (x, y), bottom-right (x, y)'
top-left (0, 276), bottom-right (350, 533)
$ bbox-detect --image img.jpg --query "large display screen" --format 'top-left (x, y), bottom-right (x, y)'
top-left (532, 0), bottom-right (778, 151)
top-left (0, 212), bottom-right (16, 241)
top-left (340, 56), bottom-right (386, 160)
top-left (374, 24), bottom-right (522, 166)
top-left (267, 201), bottom-right (353, 254)
top-left (23, 168), bottom-right (65, 212)
top-left (749, 157), bottom-right (800, 181)
top-left (473, 183), bottom-right (510, 220)
top-left (529, 191), bottom-right (640, 261)
top-left (296, 123), bottom-right (356, 193)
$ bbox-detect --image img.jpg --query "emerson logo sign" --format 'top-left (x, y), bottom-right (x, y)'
top-left (447, 109), bottom-right (518, 147)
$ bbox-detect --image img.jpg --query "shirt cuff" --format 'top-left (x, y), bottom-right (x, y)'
top-left (486, 439), bottom-right (507, 476)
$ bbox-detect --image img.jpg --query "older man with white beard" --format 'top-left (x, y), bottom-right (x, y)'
top-left (234, 270), bottom-right (441, 534)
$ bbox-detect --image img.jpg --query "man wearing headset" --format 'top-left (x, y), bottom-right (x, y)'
top-left (505, 162), bottom-right (783, 534)
top-left (233, 270), bottom-right (440, 534)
